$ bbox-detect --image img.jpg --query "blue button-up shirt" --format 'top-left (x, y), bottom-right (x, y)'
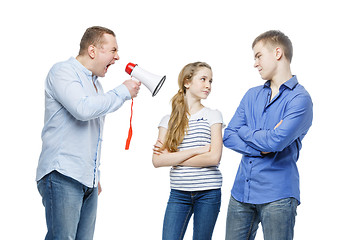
top-left (223, 76), bottom-right (313, 204)
top-left (36, 57), bottom-right (131, 188)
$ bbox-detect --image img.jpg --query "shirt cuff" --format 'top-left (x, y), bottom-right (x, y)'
top-left (114, 84), bottom-right (132, 100)
top-left (250, 148), bottom-right (262, 157)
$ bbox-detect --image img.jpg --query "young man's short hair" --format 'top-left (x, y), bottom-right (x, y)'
top-left (79, 26), bottom-right (116, 55)
top-left (252, 30), bottom-right (293, 63)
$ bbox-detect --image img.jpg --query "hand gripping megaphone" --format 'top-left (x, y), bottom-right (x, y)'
top-left (124, 63), bottom-right (166, 150)
top-left (125, 62), bottom-right (166, 96)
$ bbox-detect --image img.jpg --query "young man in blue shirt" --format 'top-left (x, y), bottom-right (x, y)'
top-left (223, 30), bottom-right (313, 240)
top-left (36, 26), bottom-right (141, 239)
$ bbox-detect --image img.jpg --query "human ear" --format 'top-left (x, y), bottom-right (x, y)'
top-left (88, 45), bottom-right (96, 59)
top-left (184, 79), bottom-right (191, 89)
top-left (275, 47), bottom-right (283, 60)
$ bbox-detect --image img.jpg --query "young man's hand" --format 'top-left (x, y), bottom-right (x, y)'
top-left (261, 120), bottom-right (283, 155)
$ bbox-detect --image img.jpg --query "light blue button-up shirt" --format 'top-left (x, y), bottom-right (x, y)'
top-left (36, 57), bottom-right (131, 188)
top-left (223, 76), bottom-right (313, 204)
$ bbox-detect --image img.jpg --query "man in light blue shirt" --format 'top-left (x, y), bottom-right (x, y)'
top-left (223, 30), bottom-right (313, 240)
top-left (36, 26), bottom-right (141, 239)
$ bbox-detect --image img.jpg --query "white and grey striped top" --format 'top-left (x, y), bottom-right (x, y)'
top-left (159, 107), bottom-right (223, 191)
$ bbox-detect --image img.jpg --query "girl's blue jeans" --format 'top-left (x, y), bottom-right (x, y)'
top-left (162, 188), bottom-right (221, 240)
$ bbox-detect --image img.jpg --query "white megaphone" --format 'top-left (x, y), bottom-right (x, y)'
top-left (125, 62), bottom-right (166, 96)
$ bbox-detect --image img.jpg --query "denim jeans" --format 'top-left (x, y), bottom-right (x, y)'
top-left (37, 171), bottom-right (98, 240)
top-left (162, 188), bottom-right (221, 240)
top-left (225, 196), bottom-right (297, 240)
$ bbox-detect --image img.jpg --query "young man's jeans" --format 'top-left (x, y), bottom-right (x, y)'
top-left (37, 171), bottom-right (98, 240)
top-left (225, 196), bottom-right (297, 240)
top-left (162, 188), bottom-right (221, 240)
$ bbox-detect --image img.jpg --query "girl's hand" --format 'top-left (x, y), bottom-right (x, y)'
top-left (197, 144), bottom-right (211, 154)
top-left (153, 139), bottom-right (165, 155)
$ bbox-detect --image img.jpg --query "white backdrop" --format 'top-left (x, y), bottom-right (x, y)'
top-left (1, 0), bottom-right (359, 239)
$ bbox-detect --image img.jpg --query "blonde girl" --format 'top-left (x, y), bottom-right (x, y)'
top-left (153, 62), bottom-right (223, 240)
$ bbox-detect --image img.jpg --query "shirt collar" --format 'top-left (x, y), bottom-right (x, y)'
top-left (264, 75), bottom-right (298, 90)
top-left (69, 57), bottom-right (94, 79)
top-left (283, 75), bottom-right (298, 90)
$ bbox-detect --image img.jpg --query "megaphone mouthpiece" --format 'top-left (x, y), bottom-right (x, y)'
top-left (125, 62), bottom-right (137, 75)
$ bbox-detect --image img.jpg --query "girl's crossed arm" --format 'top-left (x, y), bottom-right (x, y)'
top-left (152, 123), bottom-right (222, 168)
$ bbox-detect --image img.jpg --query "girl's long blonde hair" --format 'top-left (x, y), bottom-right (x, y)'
top-left (162, 62), bottom-right (212, 152)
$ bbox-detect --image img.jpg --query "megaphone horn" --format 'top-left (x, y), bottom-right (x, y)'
top-left (125, 62), bottom-right (166, 96)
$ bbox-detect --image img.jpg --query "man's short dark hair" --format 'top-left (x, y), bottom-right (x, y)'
top-left (79, 26), bottom-right (115, 56)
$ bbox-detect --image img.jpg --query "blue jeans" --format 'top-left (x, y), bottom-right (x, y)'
top-left (37, 171), bottom-right (98, 240)
top-left (225, 196), bottom-right (297, 240)
top-left (162, 189), bottom-right (221, 240)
